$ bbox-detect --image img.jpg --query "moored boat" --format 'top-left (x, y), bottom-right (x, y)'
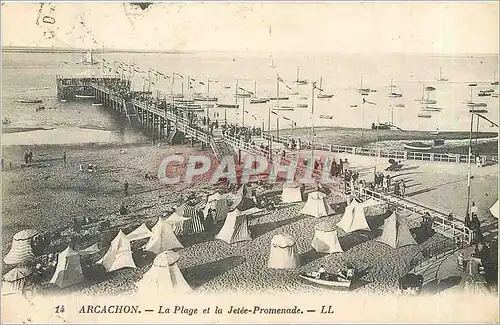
top-left (317, 77), bottom-right (334, 98)
top-left (217, 103), bottom-right (239, 108)
top-left (297, 103), bottom-right (308, 108)
top-left (193, 96), bottom-right (218, 102)
top-left (295, 67), bottom-right (308, 85)
top-left (272, 106), bottom-right (294, 111)
top-left (75, 94), bottom-right (94, 99)
top-left (417, 112), bottom-right (432, 118)
top-left (404, 142), bottom-right (433, 150)
top-left (317, 93), bottom-right (334, 99)
top-left (371, 122), bottom-right (391, 130)
top-left (250, 98), bottom-right (269, 104)
top-left (299, 272), bottom-right (352, 289)
top-left (394, 103), bottom-right (406, 108)
top-left (319, 115), bottom-right (333, 119)
top-left (19, 99), bottom-right (42, 104)
top-left (91, 103), bottom-right (103, 106)
top-left (269, 96), bottom-right (290, 100)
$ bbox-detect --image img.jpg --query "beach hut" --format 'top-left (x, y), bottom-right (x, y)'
top-left (4, 229), bottom-right (39, 265)
top-left (300, 191), bottom-right (335, 218)
top-left (377, 213), bottom-right (417, 249)
top-left (281, 183), bottom-right (303, 203)
top-left (79, 243), bottom-right (100, 256)
top-left (337, 200), bottom-right (371, 233)
top-left (167, 208), bottom-right (205, 236)
top-left (203, 193), bottom-right (229, 223)
top-left (49, 246), bottom-right (84, 289)
top-left (359, 198), bottom-right (388, 217)
top-left (145, 217), bottom-right (183, 254)
top-left (311, 221), bottom-right (344, 254)
top-left (215, 209), bottom-right (252, 244)
top-left (489, 200), bottom-right (498, 219)
top-left (126, 223), bottom-right (153, 241)
top-left (2, 266), bottom-right (32, 296)
top-left (230, 184), bottom-right (256, 211)
top-left (267, 234), bottom-right (300, 269)
top-left (137, 251), bottom-right (191, 294)
top-left (97, 230), bottom-right (136, 272)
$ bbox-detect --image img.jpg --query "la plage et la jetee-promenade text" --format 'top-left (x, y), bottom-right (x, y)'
top-left (77, 304), bottom-right (335, 315)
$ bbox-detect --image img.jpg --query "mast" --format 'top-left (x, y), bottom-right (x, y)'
top-left (311, 82), bottom-right (315, 162)
top-left (296, 67), bottom-right (299, 82)
top-left (242, 97), bottom-right (245, 128)
top-left (207, 78), bottom-right (210, 98)
top-left (319, 77), bottom-right (323, 93)
top-left (171, 72), bottom-right (174, 111)
top-left (276, 73), bottom-right (280, 139)
top-left (254, 80), bottom-right (257, 98)
top-left (360, 75), bottom-right (363, 90)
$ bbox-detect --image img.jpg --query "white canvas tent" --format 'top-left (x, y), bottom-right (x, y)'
top-left (311, 221), bottom-right (344, 254)
top-left (126, 223), bottom-right (153, 241)
top-left (377, 212), bottom-right (417, 249)
top-left (137, 251), bottom-right (191, 294)
top-left (4, 229), bottom-right (39, 265)
top-left (215, 209), bottom-right (252, 244)
top-left (267, 234), bottom-right (300, 269)
top-left (489, 200), bottom-right (498, 219)
top-left (49, 246), bottom-right (84, 289)
top-left (300, 191), bottom-right (335, 218)
top-left (145, 218), bottom-right (183, 254)
top-left (97, 230), bottom-right (136, 272)
top-left (337, 200), bottom-right (371, 233)
top-left (2, 266), bottom-right (32, 296)
top-left (281, 183), bottom-right (303, 203)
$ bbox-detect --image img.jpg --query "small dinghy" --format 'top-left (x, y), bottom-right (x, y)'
top-left (75, 94), bottom-right (94, 99)
top-left (404, 142), bottom-right (433, 151)
top-left (91, 103), bottom-right (103, 106)
top-left (19, 99), bottom-right (42, 104)
top-left (299, 272), bottom-right (352, 289)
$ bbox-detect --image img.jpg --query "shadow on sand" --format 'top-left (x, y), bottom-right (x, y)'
top-left (250, 215), bottom-right (306, 238)
top-left (422, 275), bottom-right (462, 295)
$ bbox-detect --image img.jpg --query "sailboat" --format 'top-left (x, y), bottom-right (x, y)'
top-left (418, 84), bottom-right (437, 105)
top-left (81, 49), bottom-right (97, 65)
top-left (317, 77), bottom-right (334, 99)
top-left (388, 78), bottom-right (402, 98)
top-left (193, 79), bottom-right (218, 102)
top-left (295, 67), bottom-right (308, 85)
top-left (492, 70), bottom-right (499, 86)
top-left (250, 81), bottom-right (270, 104)
top-left (357, 75), bottom-right (370, 95)
top-left (437, 67), bottom-right (448, 82)
top-left (269, 55), bottom-right (276, 68)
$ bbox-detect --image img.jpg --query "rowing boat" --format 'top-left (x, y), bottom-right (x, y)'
top-left (19, 99), bottom-right (42, 104)
top-left (299, 272), bottom-right (351, 289)
top-left (404, 142), bottom-right (433, 151)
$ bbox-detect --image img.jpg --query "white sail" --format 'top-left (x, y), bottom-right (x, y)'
top-left (269, 55), bottom-right (276, 68)
top-left (82, 49), bottom-right (93, 65)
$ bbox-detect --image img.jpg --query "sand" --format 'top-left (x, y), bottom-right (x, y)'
top-left (1, 139), bottom-right (496, 296)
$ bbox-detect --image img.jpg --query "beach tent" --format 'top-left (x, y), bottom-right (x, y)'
top-left (337, 200), bottom-right (371, 233)
top-left (137, 251), bottom-right (191, 294)
top-left (300, 191), bottom-right (335, 218)
top-left (203, 193), bottom-right (229, 223)
top-left (281, 183), bottom-right (303, 203)
top-left (2, 266), bottom-right (32, 296)
top-left (359, 198), bottom-right (388, 217)
top-left (145, 217), bottom-right (183, 254)
top-left (174, 204), bottom-right (205, 235)
top-left (311, 221), bottom-right (344, 254)
top-left (126, 223), bottom-right (153, 241)
top-left (377, 212), bottom-right (417, 249)
top-left (267, 234), bottom-right (300, 269)
top-left (49, 246), bottom-right (84, 289)
top-left (215, 209), bottom-right (252, 244)
top-left (4, 229), bottom-right (39, 265)
top-left (79, 243), bottom-right (100, 256)
top-left (489, 200), bottom-right (498, 219)
top-left (97, 230), bottom-right (136, 272)
top-left (230, 184), bottom-right (256, 211)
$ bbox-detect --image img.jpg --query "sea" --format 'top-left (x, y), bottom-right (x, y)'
top-left (2, 51), bottom-right (499, 146)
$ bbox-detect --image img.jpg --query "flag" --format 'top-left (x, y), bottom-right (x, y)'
top-left (190, 78), bottom-right (196, 82)
top-left (251, 114), bottom-right (257, 120)
top-left (238, 87), bottom-right (253, 95)
top-left (199, 82), bottom-right (205, 85)
top-left (245, 110), bottom-right (249, 114)
top-left (363, 98), bottom-right (376, 105)
top-left (271, 111), bottom-right (278, 115)
top-left (151, 81), bottom-right (156, 86)
top-left (283, 116), bottom-right (290, 121)
top-left (174, 73), bottom-right (184, 79)
top-left (277, 76), bottom-right (292, 90)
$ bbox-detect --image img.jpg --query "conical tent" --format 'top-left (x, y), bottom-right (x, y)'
top-left (2, 266), bottom-right (32, 296)
top-left (145, 218), bottom-right (183, 254)
top-left (215, 209), bottom-right (252, 244)
top-left (49, 246), bottom-right (84, 289)
top-left (281, 183), bottom-right (303, 203)
top-left (126, 223), bottom-right (153, 241)
top-left (230, 184), bottom-right (256, 211)
top-left (337, 200), bottom-right (371, 233)
top-left (300, 191), bottom-right (335, 218)
top-left (137, 251), bottom-right (191, 294)
top-left (98, 230), bottom-right (136, 272)
top-left (377, 213), bottom-right (417, 249)
top-left (4, 229), bottom-right (39, 265)
top-left (267, 234), bottom-right (300, 269)
top-left (311, 221), bottom-right (344, 254)
top-left (166, 211), bottom-right (190, 235)
top-left (490, 200), bottom-right (498, 219)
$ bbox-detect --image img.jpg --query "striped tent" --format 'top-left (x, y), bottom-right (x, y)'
top-left (216, 209), bottom-right (252, 244)
top-left (203, 193), bottom-right (229, 223)
top-left (2, 266), bottom-right (33, 296)
top-left (4, 229), bottom-right (39, 265)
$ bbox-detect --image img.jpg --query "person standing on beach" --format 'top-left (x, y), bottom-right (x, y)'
top-left (400, 180), bottom-right (406, 197)
top-left (63, 152), bottom-right (67, 164)
top-left (124, 181), bottom-right (129, 196)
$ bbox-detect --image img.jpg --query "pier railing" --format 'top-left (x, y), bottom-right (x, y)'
top-left (261, 132), bottom-right (493, 164)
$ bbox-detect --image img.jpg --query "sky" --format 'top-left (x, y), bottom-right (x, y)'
top-left (1, 1), bottom-right (499, 54)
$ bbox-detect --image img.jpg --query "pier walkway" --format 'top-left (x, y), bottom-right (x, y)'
top-left (56, 76), bottom-right (475, 245)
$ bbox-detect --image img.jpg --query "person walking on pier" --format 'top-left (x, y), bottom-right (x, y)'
top-left (124, 181), bottom-right (129, 196)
